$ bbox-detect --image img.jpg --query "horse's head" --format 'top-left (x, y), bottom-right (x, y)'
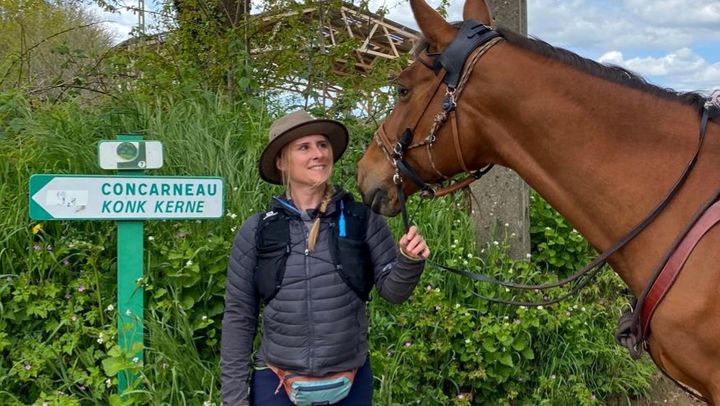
top-left (357, 0), bottom-right (500, 216)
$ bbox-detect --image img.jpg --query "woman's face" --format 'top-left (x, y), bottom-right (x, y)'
top-left (278, 134), bottom-right (334, 188)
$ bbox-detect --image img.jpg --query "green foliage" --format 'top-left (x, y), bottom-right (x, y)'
top-left (0, 87), bottom-right (270, 405)
top-left (366, 194), bottom-right (654, 405)
top-left (104, 0), bottom-right (405, 116)
top-left (530, 193), bottom-right (596, 277)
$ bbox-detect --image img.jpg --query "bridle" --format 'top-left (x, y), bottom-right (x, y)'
top-left (373, 21), bottom-right (503, 229)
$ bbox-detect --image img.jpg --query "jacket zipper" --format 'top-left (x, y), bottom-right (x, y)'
top-left (304, 225), bottom-right (314, 372)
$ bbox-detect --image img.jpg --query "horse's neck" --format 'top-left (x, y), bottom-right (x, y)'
top-left (466, 44), bottom-right (714, 292)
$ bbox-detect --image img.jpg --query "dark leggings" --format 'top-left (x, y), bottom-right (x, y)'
top-left (251, 358), bottom-right (373, 406)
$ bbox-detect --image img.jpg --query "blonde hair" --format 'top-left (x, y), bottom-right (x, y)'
top-left (277, 142), bottom-right (335, 252)
top-left (306, 186), bottom-right (334, 251)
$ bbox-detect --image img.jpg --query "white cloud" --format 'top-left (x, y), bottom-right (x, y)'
top-left (623, 0), bottom-right (720, 27)
top-left (521, 0), bottom-right (719, 91)
top-left (85, 3), bottom-right (154, 43)
top-left (599, 48), bottom-right (720, 91)
top-left (526, 0), bottom-right (708, 51)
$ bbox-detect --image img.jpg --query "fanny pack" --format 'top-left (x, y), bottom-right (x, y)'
top-left (268, 364), bottom-right (357, 406)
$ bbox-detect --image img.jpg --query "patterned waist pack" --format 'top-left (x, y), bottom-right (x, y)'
top-left (268, 364), bottom-right (357, 406)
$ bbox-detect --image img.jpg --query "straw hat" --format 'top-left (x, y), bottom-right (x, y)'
top-left (259, 110), bottom-right (349, 185)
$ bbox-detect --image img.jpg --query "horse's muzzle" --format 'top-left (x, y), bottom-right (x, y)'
top-left (362, 185), bottom-right (400, 216)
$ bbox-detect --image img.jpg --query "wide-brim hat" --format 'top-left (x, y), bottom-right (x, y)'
top-left (259, 110), bottom-right (349, 185)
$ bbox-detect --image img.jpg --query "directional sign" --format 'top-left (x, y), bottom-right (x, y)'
top-left (29, 175), bottom-right (224, 220)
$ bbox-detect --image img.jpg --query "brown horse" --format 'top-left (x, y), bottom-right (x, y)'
top-left (356, 0), bottom-right (720, 402)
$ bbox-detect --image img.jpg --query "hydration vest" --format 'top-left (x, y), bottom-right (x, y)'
top-left (254, 196), bottom-right (374, 304)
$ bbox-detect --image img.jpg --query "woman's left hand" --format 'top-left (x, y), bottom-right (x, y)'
top-left (399, 226), bottom-right (430, 260)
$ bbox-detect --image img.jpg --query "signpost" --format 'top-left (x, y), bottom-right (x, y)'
top-left (29, 175), bottom-right (224, 220)
top-left (29, 135), bottom-right (224, 394)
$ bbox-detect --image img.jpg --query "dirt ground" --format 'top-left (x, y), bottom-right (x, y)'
top-left (629, 374), bottom-right (704, 406)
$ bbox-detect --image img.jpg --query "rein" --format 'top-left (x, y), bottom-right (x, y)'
top-left (375, 20), bottom-right (720, 309)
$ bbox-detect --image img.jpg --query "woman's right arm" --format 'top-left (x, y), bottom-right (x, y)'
top-left (221, 214), bottom-right (261, 406)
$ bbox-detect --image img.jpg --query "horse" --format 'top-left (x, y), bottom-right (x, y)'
top-left (356, 0), bottom-right (720, 402)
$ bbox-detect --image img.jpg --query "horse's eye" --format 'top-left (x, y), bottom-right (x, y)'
top-left (397, 86), bottom-right (409, 98)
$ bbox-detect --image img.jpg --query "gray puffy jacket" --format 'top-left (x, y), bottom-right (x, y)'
top-left (221, 188), bottom-right (425, 405)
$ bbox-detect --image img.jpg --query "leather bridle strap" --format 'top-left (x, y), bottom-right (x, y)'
top-left (451, 110), bottom-right (469, 172)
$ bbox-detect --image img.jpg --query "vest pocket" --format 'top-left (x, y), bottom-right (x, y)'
top-left (337, 238), bottom-right (373, 301)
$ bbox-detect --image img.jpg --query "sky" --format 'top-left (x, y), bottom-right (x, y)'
top-left (91, 0), bottom-right (719, 93)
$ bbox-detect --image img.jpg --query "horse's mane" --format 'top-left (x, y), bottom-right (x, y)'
top-left (413, 25), bottom-right (707, 111)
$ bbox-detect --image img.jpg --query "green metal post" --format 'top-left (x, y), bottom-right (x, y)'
top-left (117, 134), bottom-right (144, 393)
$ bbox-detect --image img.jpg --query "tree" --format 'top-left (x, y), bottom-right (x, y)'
top-left (0, 0), bottom-right (115, 101)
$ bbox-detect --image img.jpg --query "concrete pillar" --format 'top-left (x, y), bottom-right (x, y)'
top-left (469, 0), bottom-right (530, 260)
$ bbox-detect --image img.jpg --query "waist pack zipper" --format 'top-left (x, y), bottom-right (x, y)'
top-left (297, 381), bottom-right (346, 392)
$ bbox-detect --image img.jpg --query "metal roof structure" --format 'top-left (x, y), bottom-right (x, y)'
top-left (254, 2), bottom-right (420, 113)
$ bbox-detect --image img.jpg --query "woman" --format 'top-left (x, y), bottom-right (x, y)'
top-left (221, 110), bottom-right (430, 406)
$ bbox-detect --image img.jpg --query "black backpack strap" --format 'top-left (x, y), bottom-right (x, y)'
top-left (254, 210), bottom-right (291, 304)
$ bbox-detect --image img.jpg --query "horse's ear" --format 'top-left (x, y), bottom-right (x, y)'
top-left (410, 0), bottom-right (456, 50)
top-left (463, 0), bottom-right (492, 25)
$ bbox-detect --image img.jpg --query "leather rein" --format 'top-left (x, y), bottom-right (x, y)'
top-left (372, 19), bottom-right (720, 309)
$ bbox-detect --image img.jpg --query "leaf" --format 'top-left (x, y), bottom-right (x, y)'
top-left (102, 357), bottom-right (126, 377)
top-left (521, 346), bottom-right (535, 360)
top-left (153, 288), bottom-right (167, 299)
top-left (109, 394), bottom-right (125, 406)
top-left (482, 338), bottom-right (497, 353)
top-left (498, 353), bottom-right (514, 367)
top-left (512, 336), bottom-right (527, 351)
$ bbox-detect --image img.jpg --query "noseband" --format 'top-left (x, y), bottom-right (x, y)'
top-left (374, 21), bottom-right (503, 226)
